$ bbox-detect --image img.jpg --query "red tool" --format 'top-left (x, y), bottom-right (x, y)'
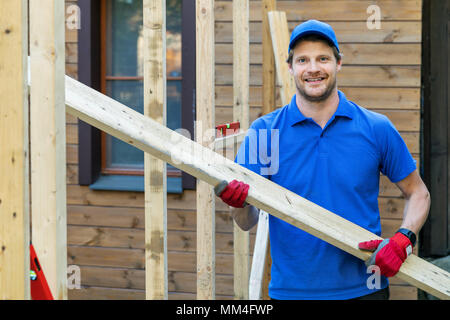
top-left (216, 121), bottom-right (240, 137)
top-left (30, 244), bottom-right (54, 300)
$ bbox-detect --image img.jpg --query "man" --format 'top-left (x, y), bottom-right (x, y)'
top-left (216, 20), bottom-right (430, 300)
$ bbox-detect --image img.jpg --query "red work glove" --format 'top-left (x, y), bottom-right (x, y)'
top-left (214, 180), bottom-right (249, 208)
top-left (358, 232), bottom-right (413, 277)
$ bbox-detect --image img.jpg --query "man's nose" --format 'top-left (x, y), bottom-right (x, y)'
top-left (307, 60), bottom-right (320, 73)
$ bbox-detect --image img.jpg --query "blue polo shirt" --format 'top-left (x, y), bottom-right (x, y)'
top-left (235, 91), bottom-right (416, 299)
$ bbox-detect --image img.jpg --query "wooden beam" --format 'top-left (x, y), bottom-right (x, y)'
top-left (29, 0), bottom-right (67, 300)
top-left (214, 132), bottom-right (246, 151)
top-left (249, 210), bottom-right (269, 300)
top-left (262, 0), bottom-right (276, 114)
top-left (0, 0), bottom-right (30, 300)
top-left (196, 0), bottom-right (216, 300)
top-left (233, 0), bottom-right (250, 300)
top-left (143, 0), bottom-right (168, 300)
top-left (256, 1), bottom-right (277, 300)
top-left (65, 75), bottom-right (450, 300)
top-left (268, 11), bottom-right (296, 105)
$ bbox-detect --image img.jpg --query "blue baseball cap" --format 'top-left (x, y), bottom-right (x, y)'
top-left (288, 20), bottom-right (339, 53)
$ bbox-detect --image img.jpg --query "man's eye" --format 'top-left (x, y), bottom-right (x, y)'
top-left (320, 57), bottom-right (329, 61)
top-left (298, 58), bottom-right (306, 63)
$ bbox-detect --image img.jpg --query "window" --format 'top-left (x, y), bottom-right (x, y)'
top-left (101, 0), bottom-right (181, 176)
top-left (77, 0), bottom-right (196, 192)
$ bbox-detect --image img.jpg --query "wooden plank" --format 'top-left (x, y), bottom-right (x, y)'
top-left (389, 285), bottom-right (418, 300)
top-left (261, 0), bottom-right (276, 115)
top-left (249, 210), bottom-right (269, 300)
top-left (214, 132), bottom-right (246, 151)
top-left (66, 185), bottom-right (230, 212)
top-left (66, 123), bottom-right (78, 144)
top-left (67, 246), bottom-right (234, 274)
top-left (143, 0), bottom-right (168, 300)
top-left (257, 1), bottom-right (276, 300)
top-left (233, 0), bottom-right (250, 300)
top-left (215, 64), bottom-right (421, 87)
top-left (379, 198), bottom-right (406, 220)
top-left (215, 86), bottom-right (420, 110)
top-left (0, 0), bottom-right (30, 300)
top-left (215, 1), bottom-right (422, 22)
top-left (267, 11), bottom-right (295, 105)
top-left (66, 144), bottom-right (78, 164)
top-left (215, 21), bottom-right (422, 44)
top-left (340, 88), bottom-right (420, 110)
top-left (67, 204), bottom-right (254, 233)
top-left (215, 43), bottom-right (421, 65)
top-left (196, 0), bottom-right (216, 300)
top-left (69, 287), bottom-right (145, 300)
top-left (65, 43), bottom-right (78, 64)
top-left (66, 164), bottom-right (78, 185)
top-left (30, 0), bottom-right (67, 300)
top-left (215, 106), bottom-right (421, 134)
top-left (65, 76), bottom-right (450, 299)
top-left (74, 266), bottom-right (235, 295)
top-left (68, 286), bottom-right (233, 300)
top-left (67, 226), bottom-right (256, 254)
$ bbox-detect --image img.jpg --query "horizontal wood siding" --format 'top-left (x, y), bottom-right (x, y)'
top-left (65, 0), bottom-right (422, 299)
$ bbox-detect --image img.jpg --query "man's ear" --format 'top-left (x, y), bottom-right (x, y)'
top-left (336, 58), bottom-right (343, 72)
top-left (288, 63), bottom-right (294, 75)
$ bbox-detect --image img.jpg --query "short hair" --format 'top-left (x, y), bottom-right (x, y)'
top-left (286, 34), bottom-right (342, 65)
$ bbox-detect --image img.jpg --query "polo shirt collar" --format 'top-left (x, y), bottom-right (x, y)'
top-left (287, 90), bottom-right (355, 127)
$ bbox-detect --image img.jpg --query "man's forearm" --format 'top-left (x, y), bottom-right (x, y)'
top-left (230, 205), bottom-right (259, 231)
top-left (400, 188), bottom-right (431, 235)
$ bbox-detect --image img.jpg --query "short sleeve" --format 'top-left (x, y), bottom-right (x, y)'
top-left (376, 116), bottom-right (417, 183)
top-left (234, 119), bottom-right (272, 179)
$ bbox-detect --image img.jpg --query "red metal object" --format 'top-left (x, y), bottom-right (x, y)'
top-left (216, 121), bottom-right (240, 137)
top-left (30, 244), bottom-right (54, 300)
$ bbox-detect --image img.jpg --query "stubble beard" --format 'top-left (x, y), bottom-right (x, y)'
top-left (295, 74), bottom-right (337, 102)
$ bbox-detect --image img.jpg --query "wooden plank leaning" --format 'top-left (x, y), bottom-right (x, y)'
top-left (65, 75), bottom-right (450, 300)
top-left (249, 210), bottom-right (270, 300)
top-left (267, 11), bottom-right (296, 106)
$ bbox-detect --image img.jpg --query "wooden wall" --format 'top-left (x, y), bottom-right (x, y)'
top-left (65, 0), bottom-right (422, 299)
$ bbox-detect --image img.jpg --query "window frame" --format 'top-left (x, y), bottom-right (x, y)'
top-left (77, 0), bottom-right (196, 190)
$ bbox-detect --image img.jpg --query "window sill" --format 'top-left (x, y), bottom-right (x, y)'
top-left (89, 174), bottom-right (182, 194)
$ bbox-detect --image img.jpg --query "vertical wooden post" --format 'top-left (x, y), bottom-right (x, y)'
top-left (260, 0), bottom-right (277, 300)
top-left (233, 0), bottom-right (250, 300)
top-left (30, 0), bottom-right (67, 300)
top-left (0, 0), bottom-right (30, 300)
top-left (196, 0), bottom-right (216, 300)
top-left (143, 0), bottom-right (168, 300)
top-left (262, 0), bottom-right (277, 114)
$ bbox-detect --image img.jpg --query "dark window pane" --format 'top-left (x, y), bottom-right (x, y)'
top-left (167, 80), bottom-right (182, 130)
top-left (166, 0), bottom-right (182, 77)
top-left (106, 0), bottom-right (181, 77)
top-left (106, 0), bottom-right (143, 77)
top-left (104, 0), bottom-right (182, 173)
top-left (105, 80), bottom-right (144, 170)
top-left (105, 80), bottom-right (181, 170)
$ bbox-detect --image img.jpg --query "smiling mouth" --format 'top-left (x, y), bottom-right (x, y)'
top-left (304, 77), bottom-right (326, 84)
